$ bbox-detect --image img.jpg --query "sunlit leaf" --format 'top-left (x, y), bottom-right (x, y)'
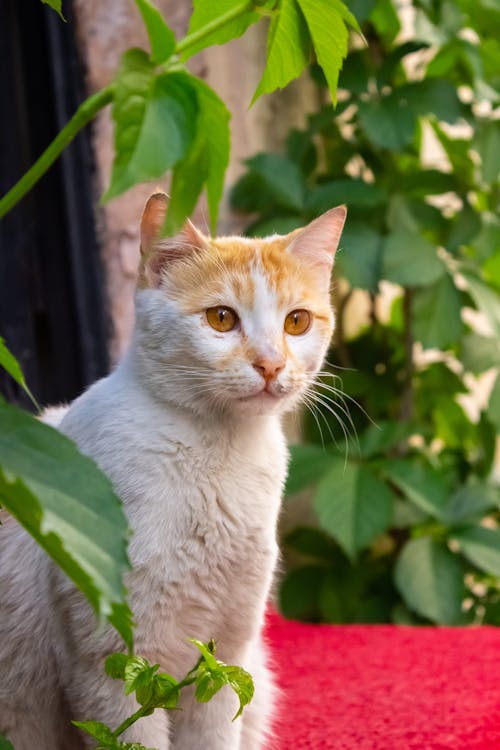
top-left (134, 0), bottom-right (176, 64)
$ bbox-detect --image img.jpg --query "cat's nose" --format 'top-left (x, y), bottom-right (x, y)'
top-left (253, 355), bottom-right (285, 382)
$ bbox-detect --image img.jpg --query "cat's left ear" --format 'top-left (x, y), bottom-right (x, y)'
top-left (286, 205), bottom-right (347, 273)
top-left (139, 192), bottom-right (207, 288)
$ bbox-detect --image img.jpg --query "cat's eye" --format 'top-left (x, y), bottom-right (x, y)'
top-left (206, 306), bottom-right (239, 332)
top-left (284, 309), bottom-right (311, 336)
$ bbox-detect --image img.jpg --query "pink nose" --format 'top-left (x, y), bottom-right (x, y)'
top-left (253, 355), bottom-right (285, 382)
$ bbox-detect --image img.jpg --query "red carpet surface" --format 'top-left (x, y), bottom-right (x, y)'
top-left (265, 611), bottom-right (500, 750)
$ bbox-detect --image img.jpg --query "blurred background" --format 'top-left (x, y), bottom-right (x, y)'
top-left (1, 0), bottom-right (499, 626)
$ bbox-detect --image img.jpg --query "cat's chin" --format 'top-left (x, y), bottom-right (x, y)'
top-left (232, 389), bottom-right (294, 417)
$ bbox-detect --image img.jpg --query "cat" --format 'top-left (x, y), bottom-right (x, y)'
top-left (0, 193), bottom-right (346, 750)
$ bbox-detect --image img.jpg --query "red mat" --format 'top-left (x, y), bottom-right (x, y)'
top-left (265, 611), bottom-right (500, 750)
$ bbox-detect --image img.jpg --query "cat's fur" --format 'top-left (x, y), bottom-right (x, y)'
top-left (0, 194), bottom-right (346, 750)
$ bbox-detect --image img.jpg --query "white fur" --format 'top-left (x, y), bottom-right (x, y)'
top-left (0, 241), bottom-right (335, 749)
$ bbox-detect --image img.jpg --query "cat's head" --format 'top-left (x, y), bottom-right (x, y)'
top-left (133, 193), bottom-right (346, 418)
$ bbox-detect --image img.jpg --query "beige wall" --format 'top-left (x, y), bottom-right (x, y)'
top-left (74, 0), bottom-right (319, 362)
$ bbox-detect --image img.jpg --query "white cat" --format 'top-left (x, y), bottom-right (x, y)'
top-left (0, 194), bottom-right (346, 749)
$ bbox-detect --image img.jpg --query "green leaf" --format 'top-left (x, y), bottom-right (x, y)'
top-left (394, 538), bottom-right (465, 624)
top-left (194, 665), bottom-right (226, 703)
top-left (166, 76), bottom-right (230, 235)
top-left (382, 459), bottom-right (448, 521)
top-left (104, 52), bottom-right (197, 201)
top-left (475, 121), bottom-right (500, 184)
top-left (461, 333), bottom-right (500, 373)
top-left (337, 222), bottom-right (383, 292)
top-left (412, 275), bottom-right (463, 349)
top-left (381, 230), bottom-right (444, 287)
top-left (244, 153), bottom-right (305, 211)
top-left (488, 373), bottom-right (500, 432)
top-left (284, 526), bottom-right (341, 560)
top-left (358, 96), bottom-right (416, 150)
top-left (461, 270), bottom-right (500, 337)
top-left (223, 665), bottom-right (255, 720)
top-left (400, 80), bottom-right (463, 123)
top-left (105, 652), bottom-right (129, 679)
top-left (296, 0), bottom-right (354, 104)
top-left (0, 337), bottom-right (39, 410)
top-left (134, 0), bottom-right (176, 64)
top-left (72, 721), bottom-right (115, 744)
top-left (182, 0), bottom-right (260, 60)
top-left (253, 0), bottom-right (311, 102)
top-left (369, 0), bottom-right (400, 43)
top-left (285, 444), bottom-right (336, 495)
top-left (444, 485), bottom-right (498, 526)
top-left (0, 736), bottom-right (14, 750)
top-left (305, 179), bottom-right (385, 215)
top-left (41, 0), bottom-right (65, 20)
top-left (452, 526), bottom-right (500, 578)
top-left (314, 459), bottom-right (394, 559)
top-left (0, 403), bottom-right (133, 650)
top-left (190, 639), bottom-right (219, 671)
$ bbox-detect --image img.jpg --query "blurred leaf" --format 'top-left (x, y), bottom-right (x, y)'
top-left (253, 0), bottom-right (311, 102)
top-left (394, 538), bottom-right (465, 624)
top-left (444, 484), bottom-right (499, 525)
top-left (336, 222), bottom-right (383, 292)
top-left (488, 373), bottom-right (500, 432)
top-left (285, 526), bottom-right (340, 560)
top-left (0, 403), bottom-right (133, 650)
top-left (182, 0), bottom-right (259, 60)
top-left (447, 204), bottom-right (481, 252)
top-left (297, 0), bottom-right (358, 104)
top-left (461, 333), bottom-right (500, 373)
top-left (381, 230), bottom-right (444, 287)
top-left (285, 444), bottom-right (335, 495)
top-left (377, 41), bottom-right (429, 87)
top-left (412, 275), bottom-right (463, 349)
top-left (472, 215), bottom-right (500, 263)
top-left (0, 337), bottom-right (39, 409)
top-left (279, 565), bottom-right (326, 619)
top-left (247, 215), bottom-right (304, 236)
top-left (134, 0), bottom-right (176, 64)
top-left (72, 722), bottom-right (116, 744)
top-left (245, 153), bottom-right (305, 211)
top-left (314, 459), bottom-right (394, 559)
top-left (358, 96), bottom-right (416, 150)
top-left (382, 459), bottom-right (449, 521)
top-left (339, 50), bottom-right (370, 93)
top-left (461, 270), bottom-right (500, 336)
top-left (41, 0), bottom-right (64, 19)
top-left (432, 123), bottom-right (474, 184)
top-left (452, 526), bottom-right (500, 577)
top-left (483, 250), bottom-right (500, 289)
top-left (475, 120), bottom-right (500, 184)
top-left (400, 80), bottom-right (463, 123)
top-left (396, 169), bottom-right (458, 197)
top-left (305, 179), bottom-right (385, 215)
top-left (286, 129), bottom-right (317, 175)
top-left (358, 420), bottom-right (414, 458)
top-left (369, 0), bottom-right (400, 43)
top-left (104, 53), bottom-right (197, 201)
top-left (0, 737), bottom-right (14, 750)
top-left (166, 76), bottom-right (230, 234)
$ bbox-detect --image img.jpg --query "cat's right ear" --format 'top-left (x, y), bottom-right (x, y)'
top-left (139, 192), bottom-right (207, 288)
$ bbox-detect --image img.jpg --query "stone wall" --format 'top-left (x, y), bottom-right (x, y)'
top-left (74, 0), bottom-right (319, 361)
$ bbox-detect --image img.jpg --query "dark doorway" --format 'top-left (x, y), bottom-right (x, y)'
top-left (0, 0), bottom-right (109, 411)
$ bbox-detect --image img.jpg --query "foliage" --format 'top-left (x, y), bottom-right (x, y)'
top-left (0, 640), bottom-right (253, 750)
top-left (0, 0), bottom-right (360, 230)
top-left (231, 0), bottom-right (500, 625)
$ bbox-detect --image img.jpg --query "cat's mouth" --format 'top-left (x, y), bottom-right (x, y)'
top-left (237, 388), bottom-right (279, 402)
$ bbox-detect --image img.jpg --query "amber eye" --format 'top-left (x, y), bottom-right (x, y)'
top-left (284, 309), bottom-right (311, 335)
top-left (206, 306), bottom-right (239, 332)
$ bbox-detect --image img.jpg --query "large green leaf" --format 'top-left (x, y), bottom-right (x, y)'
top-left (394, 538), bottom-right (465, 624)
top-left (104, 52), bottom-right (197, 201)
top-left (244, 153), bottom-right (305, 211)
top-left (336, 222), bottom-right (383, 292)
top-left (166, 76), bottom-right (230, 234)
top-left (285, 444), bottom-right (335, 495)
top-left (134, 0), bottom-right (176, 64)
top-left (382, 459), bottom-right (449, 521)
top-left (182, 0), bottom-right (260, 60)
top-left (412, 275), bottom-right (463, 349)
top-left (444, 484), bottom-right (499, 525)
top-left (461, 332), bottom-right (500, 373)
top-left (0, 403), bottom-right (133, 650)
top-left (358, 95), bottom-right (416, 150)
top-left (452, 526), bottom-right (500, 577)
top-left (475, 120), bottom-right (500, 184)
top-left (314, 459), bottom-right (394, 559)
top-left (253, 0), bottom-right (311, 102)
top-left (381, 230), bottom-right (444, 287)
top-left (297, 0), bottom-right (357, 104)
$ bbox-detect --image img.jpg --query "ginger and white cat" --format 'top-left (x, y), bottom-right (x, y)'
top-left (0, 194), bottom-right (346, 750)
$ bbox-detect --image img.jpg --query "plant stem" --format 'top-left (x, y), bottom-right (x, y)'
top-left (113, 706), bottom-right (150, 738)
top-left (176, 0), bottom-right (254, 58)
top-left (0, 85), bottom-right (114, 219)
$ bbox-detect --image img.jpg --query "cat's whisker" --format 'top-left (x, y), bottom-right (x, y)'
top-left (303, 388), bottom-right (345, 455)
top-left (313, 377), bottom-right (376, 428)
top-left (305, 388), bottom-right (354, 462)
